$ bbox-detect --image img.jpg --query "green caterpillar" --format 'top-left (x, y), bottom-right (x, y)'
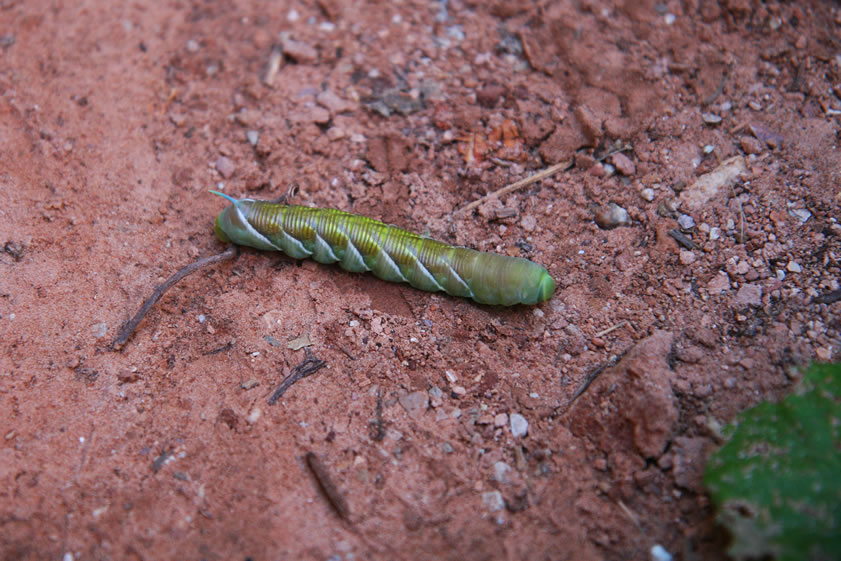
top-left (211, 192), bottom-right (555, 306)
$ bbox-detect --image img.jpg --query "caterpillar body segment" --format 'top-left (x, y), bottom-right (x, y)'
top-left (213, 194), bottom-right (555, 306)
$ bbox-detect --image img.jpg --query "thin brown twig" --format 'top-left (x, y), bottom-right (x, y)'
top-left (456, 159), bottom-right (572, 215)
top-left (556, 351), bottom-right (628, 416)
top-left (595, 321), bottom-right (628, 338)
top-left (305, 451), bottom-right (351, 520)
top-left (268, 351), bottom-right (327, 405)
top-left (111, 247), bottom-right (238, 351)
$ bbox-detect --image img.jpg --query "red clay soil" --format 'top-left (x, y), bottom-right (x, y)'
top-left (1, 1), bottom-right (839, 560)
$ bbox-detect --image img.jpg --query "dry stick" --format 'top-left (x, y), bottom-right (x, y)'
top-left (595, 320), bottom-right (628, 338)
top-left (268, 351), bottom-right (327, 405)
top-left (456, 159), bottom-right (573, 215)
top-left (111, 247), bottom-right (238, 351)
top-left (305, 451), bottom-right (351, 521)
top-left (557, 350), bottom-right (628, 416)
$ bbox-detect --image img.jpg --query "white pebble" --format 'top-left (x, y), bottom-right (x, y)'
top-left (510, 413), bottom-right (528, 438)
top-left (246, 130), bottom-right (259, 146)
top-left (492, 461), bottom-right (511, 483)
top-left (482, 490), bottom-right (505, 511)
top-left (197, 314), bottom-right (206, 324)
top-left (677, 214), bottom-right (695, 229)
top-left (786, 261), bottom-right (802, 273)
top-left (640, 187), bottom-right (655, 202)
top-left (92, 322), bottom-right (108, 338)
top-left (650, 544), bottom-right (672, 561)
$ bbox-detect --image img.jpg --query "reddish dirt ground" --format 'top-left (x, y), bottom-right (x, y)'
top-left (2, 1), bottom-right (840, 560)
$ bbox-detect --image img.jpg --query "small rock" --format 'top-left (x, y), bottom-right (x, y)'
top-left (398, 391), bottom-right (428, 418)
top-left (493, 413), bottom-right (508, 427)
top-left (215, 156), bottom-right (235, 179)
top-left (482, 490), bottom-right (505, 512)
top-left (786, 261), bottom-right (802, 273)
top-left (650, 544), bottom-right (673, 561)
top-left (789, 208), bottom-right (811, 223)
top-left (317, 90), bottom-right (356, 114)
top-left (428, 386), bottom-right (444, 408)
top-left (680, 156), bottom-right (747, 210)
top-left (611, 152), bottom-right (636, 176)
top-left (707, 272), bottom-right (731, 295)
top-left (476, 84), bottom-right (506, 108)
top-left (91, 322), bottom-right (107, 338)
top-left (510, 413), bottom-right (528, 438)
top-left (520, 215), bottom-right (537, 232)
top-left (594, 203), bottom-right (630, 229)
top-left (679, 250), bottom-right (696, 265)
top-left (168, 112), bottom-right (187, 127)
top-left (734, 283), bottom-right (762, 307)
top-left (677, 214), bottom-right (695, 230)
top-left (326, 126), bottom-right (347, 141)
top-left (492, 461), bottom-right (512, 483)
top-left (640, 187), bottom-right (655, 202)
top-left (709, 227), bottom-right (721, 241)
top-left (739, 135), bottom-right (763, 155)
top-left (701, 112), bottom-right (722, 125)
top-left (246, 130), bottom-right (259, 146)
top-left (280, 37), bottom-right (318, 64)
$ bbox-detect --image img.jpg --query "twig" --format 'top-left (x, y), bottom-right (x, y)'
top-left (595, 321), bottom-right (628, 338)
top-left (111, 247), bottom-right (238, 350)
top-left (268, 351), bottom-right (326, 405)
top-left (263, 44), bottom-right (284, 86)
top-left (557, 351), bottom-right (627, 416)
top-left (456, 159), bottom-right (572, 215)
top-left (616, 499), bottom-right (642, 531)
top-left (668, 229), bottom-right (698, 250)
top-left (305, 451), bottom-right (351, 520)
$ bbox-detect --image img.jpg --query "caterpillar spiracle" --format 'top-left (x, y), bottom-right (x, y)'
top-left (211, 192), bottom-right (555, 306)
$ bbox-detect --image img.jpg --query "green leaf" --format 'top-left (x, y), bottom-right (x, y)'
top-left (704, 363), bottom-right (841, 561)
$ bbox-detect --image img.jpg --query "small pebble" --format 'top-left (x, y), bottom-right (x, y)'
top-left (611, 152), bottom-right (636, 176)
top-left (246, 130), bottom-right (259, 146)
top-left (510, 413), bottom-right (528, 438)
top-left (734, 284), bottom-right (762, 307)
top-left (701, 112), bottom-right (722, 125)
top-left (789, 208), bottom-right (811, 223)
top-left (280, 37), bottom-right (318, 64)
top-left (709, 227), bottom-right (721, 241)
top-left (786, 261), bottom-right (802, 273)
top-left (650, 544), bottom-right (673, 561)
top-left (215, 156), bottom-right (235, 179)
top-left (482, 490), bottom-right (505, 511)
top-left (679, 250), bottom-right (696, 265)
top-left (520, 215), bottom-right (537, 232)
top-left (594, 203), bottom-right (630, 230)
top-left (398, 391), bottom-right (428, 417)
top-left (739, 136), bottom-right (763, 155)
top-left (92, 322), bottom-right (107, 338)
top-left (640, 187), bottom-right (655, 202)
top-left (492, 461), bottom-right (512, 483)
top-left (677, 214), bottom-right (695, 230)
top-left (493, 413), bottom-right (508, 427)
